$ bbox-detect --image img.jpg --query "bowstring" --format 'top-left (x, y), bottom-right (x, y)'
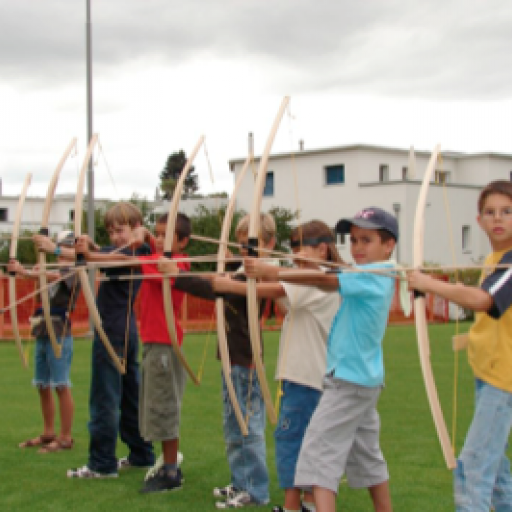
top-left (194, 137), bottom-right (220, 383)
top-left (274, 101), bottom-right (301, 415)
top-left (438, 153), bottom-right (460, 457)
top-left (96, 138), bottom-right (119, 198)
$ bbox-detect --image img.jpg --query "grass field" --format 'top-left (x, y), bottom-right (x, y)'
top-left (0, 322), bottom-right (504, 511)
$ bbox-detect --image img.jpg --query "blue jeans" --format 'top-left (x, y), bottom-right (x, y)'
top-left (454, 379), bottom-right (512, 511)
top-left (33, 335), bottom-right (73, 388)
top-left (274, 380), bottom-right (321, 489)
top-left (222, 366), bottom-right (269, 504)
top-left (88, 332), bottom-right (154, 474)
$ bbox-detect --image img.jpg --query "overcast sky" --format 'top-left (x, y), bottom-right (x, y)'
top-left (1, 0), bottom-right (511, 200)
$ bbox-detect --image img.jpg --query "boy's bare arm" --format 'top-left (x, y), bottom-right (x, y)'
top-left (33, 234), bottom-right (75, 260)
top-left (213, 275), bottom-right (285, 299)
top-left (74, 236), bottom-right (139, 266)
top-left (130, 226), bottom-right (154, 249)
top-left (276, 269), bottom-right (339, 291)
top-left (243, 257), bottom-right (338, 291)
top-left (407, 270), bottom-right (493, 312)
top-left (7, 260), bottom-right (61, 282)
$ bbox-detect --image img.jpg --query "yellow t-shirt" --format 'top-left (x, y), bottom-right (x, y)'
top-left (469, 248), bottom-right (512, 392)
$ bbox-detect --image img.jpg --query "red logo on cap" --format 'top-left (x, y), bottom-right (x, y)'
top-left (355, 209), bottom-right (375, 219)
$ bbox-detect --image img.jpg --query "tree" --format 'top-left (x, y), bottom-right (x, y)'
top-left (267, 206), bottom-right (300, 253)
top-left (0, 230), bottom-right (42, 265)
top-left (185, 205), bottom-right (298, 272)
top-left (129, 194), bottom-right (152, 227)
top-left (186, 205), bottom-right (239, 272)
top-left (160, 150), bottom-right (199, 200)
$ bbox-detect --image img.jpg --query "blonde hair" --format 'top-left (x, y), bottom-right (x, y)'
top-left (291, 220), bottom-right (344, 264)
top-left (235, 213), bottom-right (276, 245)
top-left (104, 202), bottom-right (143, 229)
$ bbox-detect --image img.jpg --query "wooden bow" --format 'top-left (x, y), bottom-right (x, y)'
top-left (38, 138), bottom-right (78, 359)
top-left (74, 134), bottom-right (126, 374)
top-left (246, 96), bottom-right (290, 424)
top-left (162, 136), bottom-right (205, 384)
top-left (9, 173), bottom-right (32, 368)
top-left (216, 153), bottom-right (253, 436)
top-left (412, 144), bottom-right (456, 469)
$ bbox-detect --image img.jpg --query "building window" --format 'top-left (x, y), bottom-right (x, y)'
top-left (325, 165), bottom-right (345, 185)
top-left (69, 210), bottom-right (75, 222)
top-left (435, 170), bottom-right (450, 184)
top-left (0, 208), bottom-right (7, 222)
top-left (462, 225), bottom-right (471, 252)
top-left (402, 166), bottom-right (408, 180)
top-left (263, 171), bottom-right (274, 197)
top-left (379, 165), bottom-right (389, 182)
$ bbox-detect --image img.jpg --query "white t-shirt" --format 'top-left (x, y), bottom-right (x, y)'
top-left (276, 280), bottom-right (340, 391)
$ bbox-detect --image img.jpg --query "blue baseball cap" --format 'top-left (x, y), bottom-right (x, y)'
top-left (335, 207), bottom-right (399, 241)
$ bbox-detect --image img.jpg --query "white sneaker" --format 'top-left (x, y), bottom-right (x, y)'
top-left (144, 452), bottom-right (184, 482)
top-left (117, 457), bottom-right (131, 470)
top-left (213, 483), bottom-right (237, 499)
top-left (216, 490), bottom-right (256, 509)
top-left (67, 465), bottom-right (118, 479)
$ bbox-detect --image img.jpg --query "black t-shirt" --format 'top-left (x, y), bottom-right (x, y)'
top-left (174, 264), bottom-right (264, 367)
top-left (31, 266), bottom-right (81, 338)
top-left (96, 244), bottom-right (151, 342)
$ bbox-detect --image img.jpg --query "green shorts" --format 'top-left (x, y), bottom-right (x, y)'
top-left (139, 343), bottom-right (187, 442)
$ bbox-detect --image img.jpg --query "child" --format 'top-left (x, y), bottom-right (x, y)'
top-left (212, 213), bottom-right (276, 509)
top-left (407, 180), bottom-right (512, 511)
top-left (160, 213), bottom-right (275, 508)
top-left (79, 212), bottom-right (208, 493)
top-left (214, 220), bottom-right (342, 512)
top-left (37, 202), bottom-right (155, 477)
top-left (11, 230), bottom-right (79, 453)
top-left (245, 207), bottom-right (399, 512)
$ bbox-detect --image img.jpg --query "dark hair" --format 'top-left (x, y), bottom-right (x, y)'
top-left (377, 229), bottom-right (395, 244)
top-left (290, 220), bottom-right (344, 264)
top-left (157, 212), bottom-right (191, 241)
top-left (478, 181), bottom-right (512, 213)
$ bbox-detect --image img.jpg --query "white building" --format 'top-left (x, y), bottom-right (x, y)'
top-left (0, 191), bottom-right (226, 239)
top-left (229, 144), bottom-right (512, 266)
top-left (0, 194), bottom-right (112, 237)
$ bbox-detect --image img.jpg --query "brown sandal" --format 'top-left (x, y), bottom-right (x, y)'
top-left (38, 438), bottom-right (74, 454)
top-left (19, 434), bottom-right (56, 449)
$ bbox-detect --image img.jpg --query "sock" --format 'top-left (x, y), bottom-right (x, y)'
top-left (302, 501), bottom-right (316, 512)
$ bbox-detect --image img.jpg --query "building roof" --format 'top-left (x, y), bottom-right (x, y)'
top-left (228, 143), bottom-right (512, 169)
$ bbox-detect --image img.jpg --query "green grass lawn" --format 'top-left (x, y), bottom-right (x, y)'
top-left (0, 323), bottom-right (502, 511)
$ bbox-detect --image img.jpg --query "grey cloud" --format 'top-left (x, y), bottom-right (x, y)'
top-left (1, 0), bottom-right (511, 99)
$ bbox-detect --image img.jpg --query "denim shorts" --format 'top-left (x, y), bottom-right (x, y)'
top-left (274, 380), bottom-right (322, 489)
top-left (33, 335), bottom-right (73, 388)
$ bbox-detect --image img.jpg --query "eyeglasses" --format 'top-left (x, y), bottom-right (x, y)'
top-left (481, 208), bottom-right (512, 220)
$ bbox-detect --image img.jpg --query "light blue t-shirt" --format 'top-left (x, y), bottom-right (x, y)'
top-left (326, 262), bottom-right (395, 387)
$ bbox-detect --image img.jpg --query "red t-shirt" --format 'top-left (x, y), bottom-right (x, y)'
top-left (138, 253), bottom-right (190, 346)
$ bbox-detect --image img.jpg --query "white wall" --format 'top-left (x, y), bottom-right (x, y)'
top-left (231, 145), bottom-right (506, 266)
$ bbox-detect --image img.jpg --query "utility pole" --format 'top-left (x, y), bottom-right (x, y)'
top-left (86, 0), bottom-right (95, 330)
